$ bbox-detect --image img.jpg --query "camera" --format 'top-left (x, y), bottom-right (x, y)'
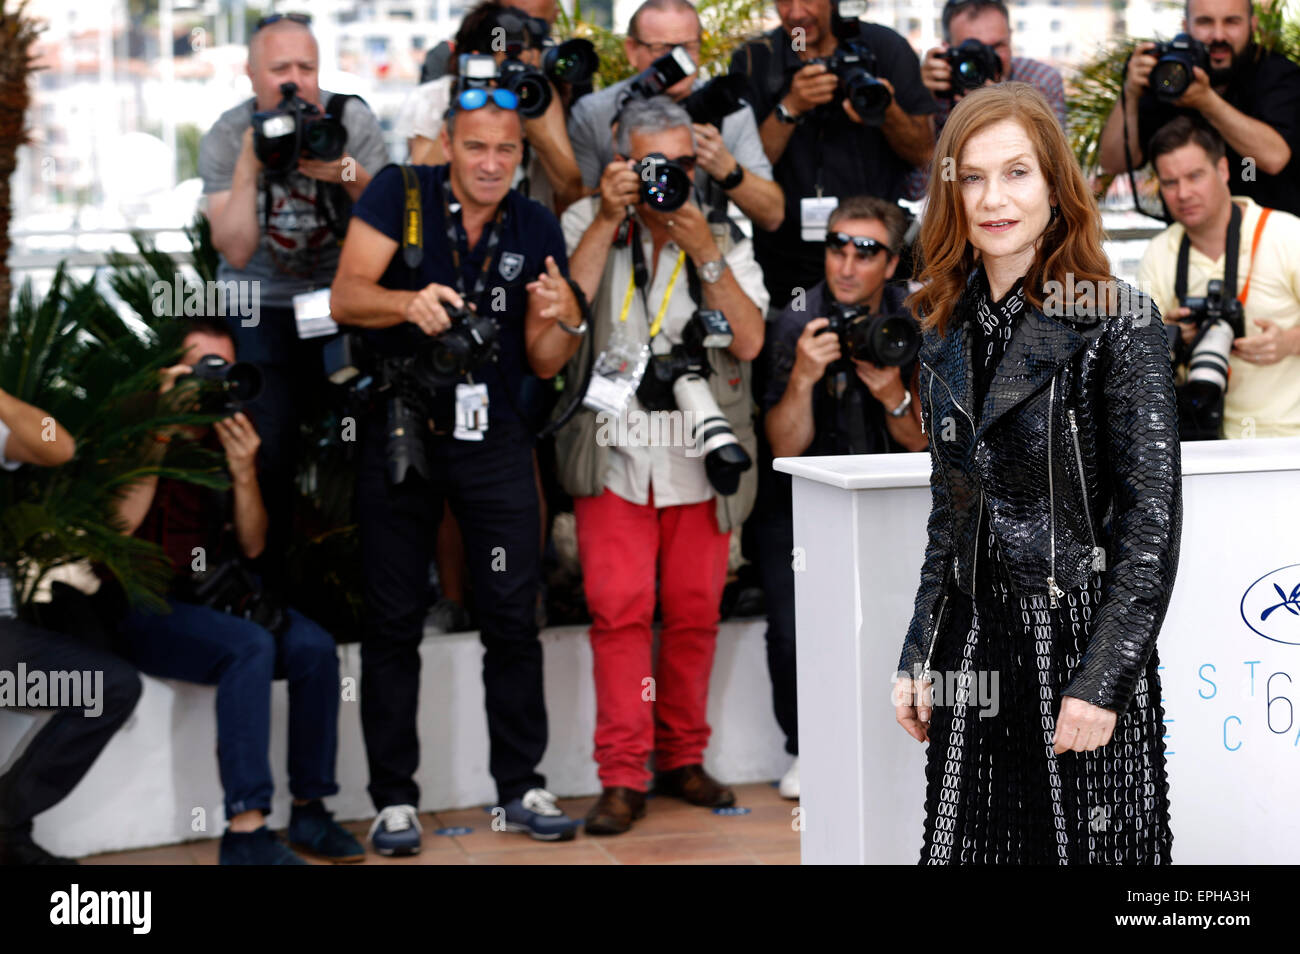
top-left (1148, 33), bottom-right (1209, 102)
top-left (627, 46), bottom-right (698, 100)
top-left (418, 304), bottom-right (499, 388)
top-left (178, 560), bottom-right (288, 635)
top-left (636, 309), bottom-right (752, 495)
top-left (801, 43), bottom-right (892, 126)
top-left (182, 354), bottom-right (263, 415)
top-left (943, 38), bottom-right (1003, 94)
top-left (680, 74), bottom-right (750, 128)
top-left (543, 38), bottom-right (598, 86)
top-left (251, 82), bottom-right (348, 173)
top-left (637, 153), bottom-right (693, 212)
top-left (1176, 278), bottom-right (1243, 430)
top-left (817, 300), bottom-right (920, 367)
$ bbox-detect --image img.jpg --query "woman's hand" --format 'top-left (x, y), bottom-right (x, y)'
top-left (894, 673), bottom-right (932, 743)
top-left (1053, 695), bottom-right (1117, 753)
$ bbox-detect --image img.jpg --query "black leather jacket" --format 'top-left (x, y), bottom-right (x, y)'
top-left (898, 276), bottom-right (1182, 715)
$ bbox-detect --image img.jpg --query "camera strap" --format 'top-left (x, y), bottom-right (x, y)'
top-left (399, 164), bottom-right (423, 270)
top-left (623, 220), bottom-right (687, 339)
top-left (1175, 200), bottom-right (1241, 303)
top-left (441, 178), bottom-right (505, 310)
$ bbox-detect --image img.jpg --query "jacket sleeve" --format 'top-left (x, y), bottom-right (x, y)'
top-left (898, 371), bottom-right (954, 678)
top-left (1063, 300), bottom-right (1182, 714)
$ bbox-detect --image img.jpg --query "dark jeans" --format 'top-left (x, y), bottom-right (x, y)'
top-left (751, 509), bottom-right (798, 756)
top-left (357, 413), bottom-right (546, 809)
top-left (117, 600), bottom-right (340, 819)
top-left (230, 306), bottom-right (331, 594)
top-left (0, 619), bottom-right (142, 833)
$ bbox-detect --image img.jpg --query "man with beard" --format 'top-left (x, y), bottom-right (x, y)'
top-left (1098, 0), bottom-right (1300, 216)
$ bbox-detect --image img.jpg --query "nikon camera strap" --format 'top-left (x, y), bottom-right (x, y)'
top-left (399, 164), bottom-right (423, 270)
top-left (1175, 201), bottom-right (1241, 303)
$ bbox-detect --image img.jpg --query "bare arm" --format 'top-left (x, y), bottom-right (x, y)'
top-left (871, 79), bottom-right (935, 170)
top-left (524, 255), bottom-right (586, 379)
top-left (1098, 44), bottom-right (1154, 176)
top-left (523, 93), bottom-right (586, 214)
top-left (766, 317), bottom-right (838, 458)
top-left (215, 413), bottom-right (267, 560)
top-left (0, 388), bottom-right (75, 466)
top-left (206, 128), bottom-right (263, 270)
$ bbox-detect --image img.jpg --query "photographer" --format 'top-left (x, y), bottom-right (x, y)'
top-left (419, 0), bottom-right (559, 84)
top-left (730, 0), bottom-right (936, 308)
top-left (198, 13), bottom-right (390, 589)
top-left (1098, 0), bottom-right (1300, 217)
top-left (566, 0), bottom-right (784, 232)
top-left (112, 319), bottom-right (362, 866)
top-left (556, 96), bottom-right (767, 834)
top-left (756, 196), bottom-right (924, 798)
top-left (395, 1), bottom-right (585, 213)
top-left (0, 393), bottom-right (141, 866)
top-left (1138, 117), bottom-right (1300, 439)
top-left (330, 88), bottom-right (585, 853)
top-left (904, 0), bottom-right (1065, 199)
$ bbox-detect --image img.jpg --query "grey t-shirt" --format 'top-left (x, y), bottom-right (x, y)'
top-left (567, 76), bottom-right (772, 212)
top-left (198, 92), bottom-right (392, 308)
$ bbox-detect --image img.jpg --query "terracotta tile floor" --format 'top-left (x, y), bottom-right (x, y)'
top-left (81, 782), bottom-right (802, 865)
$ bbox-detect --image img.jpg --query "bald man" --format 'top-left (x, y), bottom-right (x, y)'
top-left (198, 14), bottom-right (390, 591)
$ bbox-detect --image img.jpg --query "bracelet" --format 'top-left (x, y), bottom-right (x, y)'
top-left (775, 102), bottom-right (801, 125)
top-left (887, 389), bottom-right (913, 418)
top-left (716, 162), bottom-right (744, 190)
top-left (556, 318), bottom-right (588, 337)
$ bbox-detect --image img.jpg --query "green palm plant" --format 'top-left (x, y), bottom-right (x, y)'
top-left (1, 221), bottom-right (229, 615)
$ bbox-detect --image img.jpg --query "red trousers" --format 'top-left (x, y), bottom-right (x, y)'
top-left (574, 488), bottom-right (731, 791)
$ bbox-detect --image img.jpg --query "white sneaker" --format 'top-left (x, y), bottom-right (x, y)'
top-left (778, 758), bottom-right (800, 800)
top-left (368, 804), bottom-right (423, 856)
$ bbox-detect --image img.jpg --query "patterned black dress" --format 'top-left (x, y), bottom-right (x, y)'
top-left (918, 269), bottom-right (1173, 865)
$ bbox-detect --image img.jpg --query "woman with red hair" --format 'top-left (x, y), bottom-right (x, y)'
top-left (893, 83), bottom-right (1182, 864)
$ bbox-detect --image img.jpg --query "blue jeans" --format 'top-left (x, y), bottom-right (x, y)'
top-left (118, 600), bottom-right (340, 819)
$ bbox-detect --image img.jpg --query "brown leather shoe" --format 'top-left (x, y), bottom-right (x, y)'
top-left (583, 786), bottom-right (647, 835)
top-left (654, 764), bottom-right (736, 808)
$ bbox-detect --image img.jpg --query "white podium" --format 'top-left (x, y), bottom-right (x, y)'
top-left (776, 437), bottom-right (1300, 865)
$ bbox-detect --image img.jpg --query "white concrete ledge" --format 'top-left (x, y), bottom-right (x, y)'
top-left (0, 620), bottom-right (788, 858)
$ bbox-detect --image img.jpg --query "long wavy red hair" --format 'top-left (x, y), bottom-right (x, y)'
top-left (906, 82), bottom-right (1111, 336)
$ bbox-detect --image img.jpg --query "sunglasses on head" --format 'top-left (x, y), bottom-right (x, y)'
top-left (826, 232), bottom-right (887, 258)
top-left (456, 87), bottom-right (520, 112)
top-left (254, 12), bottom-right (311, 32)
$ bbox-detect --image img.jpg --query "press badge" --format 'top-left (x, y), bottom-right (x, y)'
top-left (583, 338), bottom-right (651, 416)
top-left (453, 382), bottom-right (489, 441)
top-left (293, 287), bottom-right (338, 339)
top-left (800, 196), bottom-right (838, 242)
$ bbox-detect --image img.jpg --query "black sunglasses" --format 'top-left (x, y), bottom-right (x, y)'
top-left (255, 12), bottom-right (312, 32)
top-left (826, 231), bottom-right (887, 258)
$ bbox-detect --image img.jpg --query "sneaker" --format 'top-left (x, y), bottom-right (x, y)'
top-left (779, 757), bottom-right (800, 800)
top-left (368, 804), bottom-right (423, 856)
top-left (499, 788), bottom-right (579, 841)
top-left (0, 830), bottom-right (78, 865)
top-left (219, 826), bottom-right (309, 865)
top-left (288, 800), bottom-right (365, 864)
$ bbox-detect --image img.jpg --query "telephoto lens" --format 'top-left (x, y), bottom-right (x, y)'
top-left (638, 153), bottom-right (692, 212)
top-left (821, 302), bottom-right (920, 367)
top-left (543, 38), bottom-right (598, 85)
top-left (385, 395), bottom-right (430, 485)
top-left (672, 373), bottom-right (751, 495)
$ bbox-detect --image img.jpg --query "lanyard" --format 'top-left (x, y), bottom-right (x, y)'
top-left (620, 222), bottom-right (686, 339)
top-left (442, 179), bottom-right (505, 309)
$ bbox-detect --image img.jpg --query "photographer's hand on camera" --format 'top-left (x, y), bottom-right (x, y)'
top-left (792, 317), bottom-right (841, 386)
top-left (852, 357), bottom-right (906, 408)
top-left (403, 283), bottom-right (467, 337)
top-left (1164, 305), bottom-right (1198, 347)
top-left (1233, 318), bottom-right (1300, 366)
top-left (690, 122), bottom-right (735, 183)
top-left (297, 153), bottom-right (372, 201)
top-left (643, 198), bottom-right (716, 264)
top-left (783, 63), bottom-right (839, 120)
top-left (1125, 41), bottom-right (1157, 97)
top-left (597, 158), bottom-right (643, 224)
top-left (920, 43), bottom-right (954, 97)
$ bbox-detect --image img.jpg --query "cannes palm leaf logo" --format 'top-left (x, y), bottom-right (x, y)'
top-left (1261, 580), bottom-right (1300, 621)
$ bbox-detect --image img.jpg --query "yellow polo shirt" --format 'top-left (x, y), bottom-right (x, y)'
top-left (1138, 196), bottom-right (1300, 439)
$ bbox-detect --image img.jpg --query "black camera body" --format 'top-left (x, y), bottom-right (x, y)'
top-left (183, 354), bottom-right (263, 415)
top-left (801, 42), bottom-right (892, 126)
top-left (943, 38), bottom-right (1003, 94)
top-left (1174, 278), bottom-right (1243, 441)
top-left (637, 153), bottom-right (693, 212)
top-left (627, 45), bottom-right (697, 100)
top-left (418, 304), bottom-right (500, 389)
top-left (817, 300), bottom-right (920, 367)
top-left (1183, 278), bottom-right (1245, 338)
top-left (636, 309), bottom-right (751, 494)
top-left (251, 82), bottom-right (348, 173)
top-left (680, 74), bottom-right (750, 128)
top-left (543, 38), bottom-right (598, 85)
top-left (1149, 33), bottom-right (1210, 102)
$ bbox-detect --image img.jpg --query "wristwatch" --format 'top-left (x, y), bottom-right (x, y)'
top-left (775, 102), bottom-right (802, 125)
top-left (698, 258), bottom-right (728, 284)
top-left (887, 389), bottom-right (913, 418)
top-left (717, 162), bottom-right (745, 190)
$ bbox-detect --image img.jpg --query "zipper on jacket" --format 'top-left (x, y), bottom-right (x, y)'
top-left (1067, 408), bottom-right (1106, 574)
top-left (922, 557), bottom-right (956, 681)
top-left (923, 361), bottom-right (982, 597)
top-left (1045, 377), bottom-right (1065, 608)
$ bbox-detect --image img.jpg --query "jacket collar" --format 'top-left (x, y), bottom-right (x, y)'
top-left (919, 271), bottom-right (1101, 442)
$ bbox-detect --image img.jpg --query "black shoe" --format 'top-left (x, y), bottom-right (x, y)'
top-left (288, 800), bottom-right (366, 863)
top-left (219, 826), bottom-right (309, 865)
top-left (0, 830), bottom-right (78, 865)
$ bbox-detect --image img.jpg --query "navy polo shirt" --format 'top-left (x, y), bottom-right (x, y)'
top-left (350, 162), bottom-right (569, 428)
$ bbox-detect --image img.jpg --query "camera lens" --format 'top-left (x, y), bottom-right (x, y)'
top-left (844, 71), bottom-right (891, 125)
top-left (1151, 60), bottom-right (1191, 99)
top-left (544, 38), bottom-right (598, 85)
top-left (640, 155), bottom-right (691, 212)
top-left (303, 118), bottom-right (346, 161)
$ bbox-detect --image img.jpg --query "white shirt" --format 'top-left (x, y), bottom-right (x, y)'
top-left (0, 418), bottom-right (22, 470)
top-left (560, 196), bottom-right (769, 508)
